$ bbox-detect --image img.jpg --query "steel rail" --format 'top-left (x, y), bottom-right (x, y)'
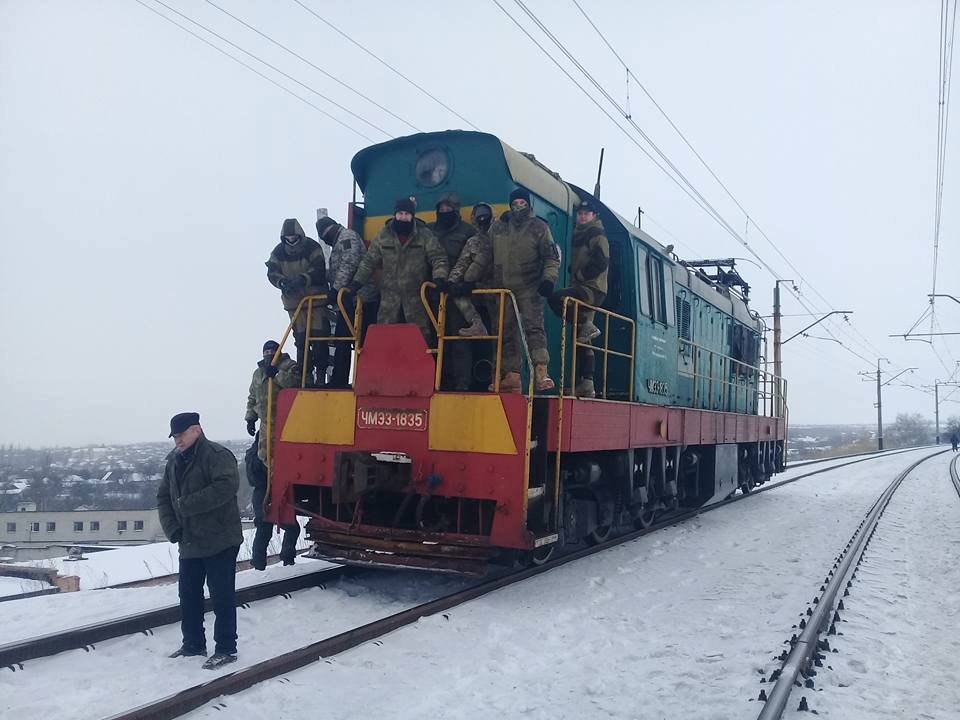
top-left (0, 566), bottom-right (351, 669)
top-left (950, 452), bottom-right (960, 500)
top-left (100, 447), bottom-right (937, 720)
top-left (755, 448), bottom-right (949, 719)
top-left (786, 444), bottom-right (931, 470)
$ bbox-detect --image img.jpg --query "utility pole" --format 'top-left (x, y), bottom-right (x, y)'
top-left (921, 375), bottom-right (960, 444)
top-left (876, 359), bottom-right (883, 450)
top-left (773, 280), bottom-right (795, 417)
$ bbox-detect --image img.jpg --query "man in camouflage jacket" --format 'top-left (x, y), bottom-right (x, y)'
top-left (428, 193), bottom-right (478, 390)
top-left (317, 213), bottom-right (379, 387)
top-left (489, 188), bottom-right (560, 392)
top-left (549, 198), bottom-right (610, 397)
top-left (350, 197), bottom-right (449, 343)
top-left (448, 202), bottom-right (495, 338)
top-left (244, 340), bottom-right (301, 461)
top-left (266, 219), bottom-right (328, 386)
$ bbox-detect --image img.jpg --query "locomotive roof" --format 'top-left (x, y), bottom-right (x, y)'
top-left (352, 131), bottom-right (760, 332)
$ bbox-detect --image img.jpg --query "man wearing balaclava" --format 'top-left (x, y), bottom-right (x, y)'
top-left (428, 193), bottom-right (477, 390)
top-left (265, 218), bottom-right (329, 387)
top-left (448, 202), bottom-right (495, 338)
top-left (488, 188), bottom-right (560, 392)
top-left (350, 197), bottom-right (449, 343)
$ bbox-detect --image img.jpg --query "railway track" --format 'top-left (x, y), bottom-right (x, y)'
top-left (753, 447), bottom-right (950, 719)
top-left (784, 444), bottom-right (928, 470)
top-left (93, 446), bottom-right (937, 720)
top-left (0, 565), bottom-right (350, 668)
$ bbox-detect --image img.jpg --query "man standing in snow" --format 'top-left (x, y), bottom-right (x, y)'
top-left (157, 412), bottom-right (243, 670)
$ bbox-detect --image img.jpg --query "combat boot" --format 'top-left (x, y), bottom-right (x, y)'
top-left (491, 372), bottom-right (522, 393)
top-left (575, 378), bottom-right (595, 398)
top-left (458, 316), bottom-right (489, 337)
top-left (577, 320), bottom-right (601, 343)
top-left (535, 364), bottom-right (555, 392)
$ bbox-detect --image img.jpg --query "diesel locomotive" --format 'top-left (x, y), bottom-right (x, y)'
top-left (264, 130), bottom-right (787, 575)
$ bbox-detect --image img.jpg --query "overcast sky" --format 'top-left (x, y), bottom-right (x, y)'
top-left (2, 0), bottom-right (958, 447)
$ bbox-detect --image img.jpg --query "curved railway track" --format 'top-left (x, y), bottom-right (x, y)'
top-left (753, 447), bottom-right (950, 719)
top-left (93, 447), bottom-right (937, 720)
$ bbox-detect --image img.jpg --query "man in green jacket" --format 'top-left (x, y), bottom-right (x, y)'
top-left (428, 192), bottom-right (476, 390)
top-left (350, 197), bottom-right (449, 343)
top-left (549, 198), bottom-right (610, 398)
top-left (489, 188), bottom-right (560, 392)
top-left (266, 218), bottom-right (329, 386)
top-left (157, 412), bottom-right (243, 670)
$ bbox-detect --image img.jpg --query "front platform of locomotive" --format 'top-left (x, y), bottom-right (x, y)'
top-left (266, 131), bottom-right (559, 575)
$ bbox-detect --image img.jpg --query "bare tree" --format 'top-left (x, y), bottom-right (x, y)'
top-left (886, 413), bottom-right (933, 448)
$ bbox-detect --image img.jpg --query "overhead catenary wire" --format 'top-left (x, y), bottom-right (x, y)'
top-left (203, 0), bottom-right (422, 133)
top-left (131, 0), bottom-right (377, 143)
top-left (146, 0), bottom-right (392, 138)
top-left (290, 0), bottom-right (481, 131)
top-left (569, 0), bottom-right (912, 376)
top-left (497, 0), bottom-right (898, 375)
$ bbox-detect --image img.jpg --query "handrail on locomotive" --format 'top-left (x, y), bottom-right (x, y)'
top-left (264, 289), bottom-right (362, 507)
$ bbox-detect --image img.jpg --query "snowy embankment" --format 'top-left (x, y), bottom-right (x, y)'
top-left (0, 568), bottom-right (470, 719)
top-left (0, 575), bottom-right (48, 598)
top-left (785, 452), bottom-right (960, 719)
top-left (179, 448), bottom-right (938, 720)
top-left (18, 519), bottom-right (312, 590)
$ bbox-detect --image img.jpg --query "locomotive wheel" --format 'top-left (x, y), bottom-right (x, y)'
top-left (586, 523), bottom-right (613, 545)
top-left (529, 544), bottom-right (555, 566)
top-left (635, 506), bottom-right (656, 529)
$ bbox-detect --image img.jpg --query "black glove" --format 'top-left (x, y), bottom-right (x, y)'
top-left (285, 275), bottom-right (306, 292)
top-left (538, 280), bottom-right (555, 297)
top-left (246, 419), bottom-right (256, 436)
top-left (278, 277), bottom-right (291, 292)
top-left (435, 278), bottom-right (450, 293)
top-left (346, 280), bottom-right (363, 294)
top-left (170, 529), bottom-right (182, 544)
top-left (452, 282), bottom-right (474, 297)
top-left (263, 364), bottom-right (279, 379)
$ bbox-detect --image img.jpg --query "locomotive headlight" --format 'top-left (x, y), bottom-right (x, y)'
top-left (415, 148), bottom-right (449, 187)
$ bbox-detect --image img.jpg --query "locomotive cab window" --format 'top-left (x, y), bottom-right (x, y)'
top-left (635, 245), bottom-right (650, 317)
top-left (647, 254), bottom-right (667, 324)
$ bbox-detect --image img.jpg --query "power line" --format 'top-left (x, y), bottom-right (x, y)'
top-left (203, 0), bottom-right (421, 133)
top-left (498, 0), bottom-right (895, 374)
top-left (569, 0), bottom-right (910, 377)
top-left (131, 0), bottom-right (377, 143)
top-left (147, 0), bottom-right (391, 137)
top-left (290, 0), bottom-right (480, 131)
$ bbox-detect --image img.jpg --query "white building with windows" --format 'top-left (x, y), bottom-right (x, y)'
top-left (0, 509), bottom-right (163, 560)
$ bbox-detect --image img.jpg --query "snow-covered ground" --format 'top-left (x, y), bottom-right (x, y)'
top-left (0, 575), bottom-right (48, 598)
top-left (17, 519), bottom-right (311, 589)
top-left (173, 448), bottom-right (941, 720)
top-left (787, 451), bottom-right (960, 719)
top-left (0, 447), bottom-right (943, 720)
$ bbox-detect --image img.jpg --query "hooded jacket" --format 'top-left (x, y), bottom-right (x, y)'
top-left (489, 208), bottom-right (560, 291)
top-left (266, 219), bottom-right (328, 312)
top-left (570, 217), bottom-right (609, 295)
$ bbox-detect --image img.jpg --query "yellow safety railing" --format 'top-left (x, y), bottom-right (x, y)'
top-left (557, 296), bottom-right (636, 401)
top-left (264, 290), bottom-right (363, 510)
top-left (552, 296), bottom-right (636, 534)
top-left (682, 339), bottom-right (787, 419)
top-left (420, 283), bottom-right (537, 395)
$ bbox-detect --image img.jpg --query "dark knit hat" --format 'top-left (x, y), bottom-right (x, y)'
top-left (577, 197), bottom-right (599, 214)
top-left (315, 216), bottom-right (338, 238)
top-left (394, 197), bottom-right (417, 214)
top-left (509, 187), bottom-right (531, 205)
top-left (168, 412), bottom-right (200, 437)
top-left (262, 340), bottom-right (280, 353)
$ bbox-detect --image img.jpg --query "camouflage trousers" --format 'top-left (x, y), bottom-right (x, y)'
top-left (376, 291), bottom-right (434, 344)
top-left (549, 285), bottom-right (606, 379)
top-left (496, 287), bottom-right (549, 375)
top-left (439, 299), bottom-right (472, 391)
